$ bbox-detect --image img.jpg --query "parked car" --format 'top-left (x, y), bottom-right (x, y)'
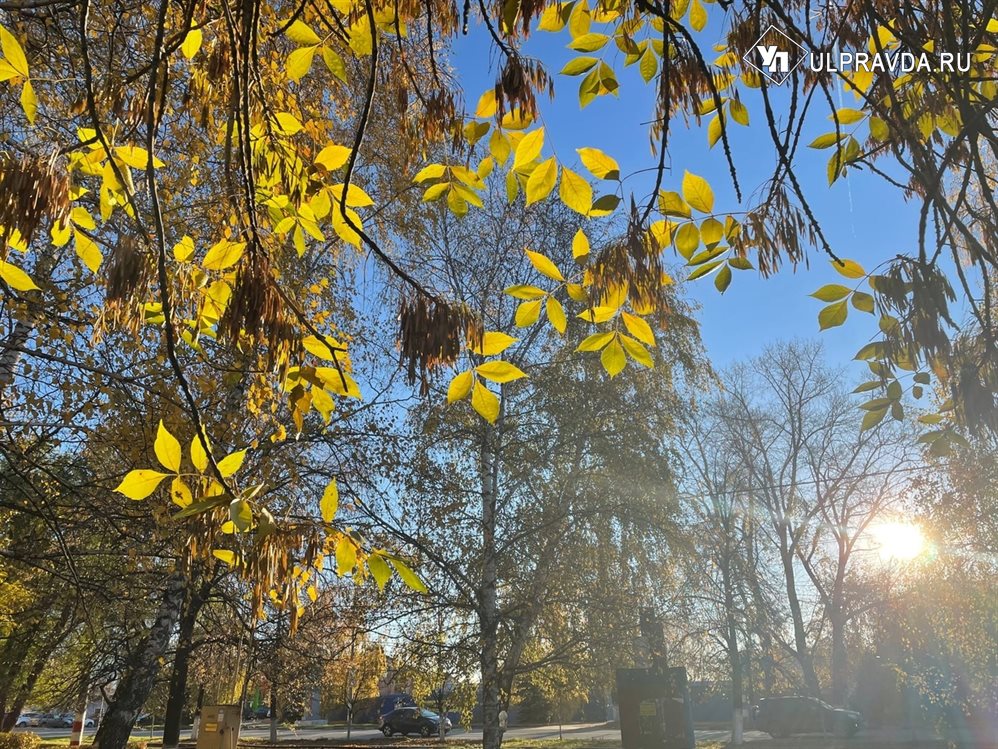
top-left (15, 712), bottom-right (42, 727)
top-left (38, 713), bottom-right (73, 728)
top-left (752, 696), bottom-right (862, 738)
top-left (135, 713), bottom-right (154, 726)
top-left (379, 707), bottom-right (452, 738)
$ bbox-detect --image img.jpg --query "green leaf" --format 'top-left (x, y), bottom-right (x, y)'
top-left (861, 407), bottom-right (888, 431)
top-left (714, 264), bottom-right (732, 293)
top-left (851, 291), bottom-right (875, 313)
top-left (674, 223), bottom-right (700, 259)
top-left (818, 300), bottom-right (848, 330)
top-left (687, 259), bottom-right (723, 281)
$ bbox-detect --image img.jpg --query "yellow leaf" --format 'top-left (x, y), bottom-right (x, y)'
top-left (476, 89), bottom-right (498, 118)
top-left (302, 334), bottom-right (343, 360)
top-left (331, 205), bottom-right (363, 248)
top-left (320, 477), bottom-right (339, 522)
top-left (622, 311), bottom-right (655, 346)
top-left (471, 380), bottom-right (500, 423)
top-left (336, 534), bottom-right (357, 577)
top-left (315, 144), bottom-right (352, 171)
top-left (658, 190), bottom-right (691, 218)
top-left (546, 296), bottom-right (567, 334)
top-left (447, 370), bottom-right (474, 402)
top-left (413, 163), bottom-right (446, 182)
top-left (682, 170), bottom-right (714, 213)
top-left (559, 166), bottom-right (592, 215)
top-left (367, 554), bottom-right (392, 590)
top-left (286, 46), bottom-right (316, 81)
top-left (115, 469), bottom-right (168, 500)
top-left (19, 79), bottom-right (35, 124)
top-left (274, 112), bottom-right (303, 135)
top-left (515, 299), bottom-right (543, 327)
top-left (576, 147), bottom-right (620, 180)
top-left (190, 434), bottom-right (209, 472)
top-left (114, 146), bottom-right (165, 169)
top-left (577, 331), bottom-right (614, 351)
top-left (525, 249), bottom-right (564, 281)
top-left (212, 549), bottom-right (236, 565)
top-left (390, 557), bottom-right (428, 593)
top-left (329, 183), bottom-right (374, 207)
top-left (287, 20), bottom-right (322, 45)
top-left (572, 228), bottom-right (590, 260)
top-left (600, 336), bottom-right (626, 377)
top-left (181, 28), bottom-right (203, 59)
top-left (689, 0), bottom-right (706, 31)
top-left (729, 98), bottom-right (749, 125)
top-left (217, 449), bottom-right (246, 477)
top-left (154, 420), bottom-right (182, 473)
top-left (173, 235), bottom-right (195, 262)
top-left (311, 386), bottom-right (334, 424)
top-left (577, 305), bottom-right (618, 323)
top-left (0, 260), bottom-right (39, 291)
top-left (620, 334), bottom-right (654, 368)
top-left (525, 158), bottom-right (558, 205)
top-left (674, 222), bottom-right (700, 259)
top-left (0, 25), bottom-right (29, 76)
top-left (470, 331), bottom-right (518, 356)
top-left (513, 128), bottom-right (545, 170)
top-left (75, 232), bottom-right (102, 273)
top-left (306, 584), bottom-right (318, 603)
top-left (831, 258), bottom-right (866, 279)
top-left (475, 360), bottom-right (527, 383)
top-left (170, 477), bottom-right (193, 508)
top-left (505, 284), bottom-right (547, 300)
top-left (202, 239), bottom-right (246, 270)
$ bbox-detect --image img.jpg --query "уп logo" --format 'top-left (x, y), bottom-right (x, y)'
top-left (744, 25), bottom-right (807, 84)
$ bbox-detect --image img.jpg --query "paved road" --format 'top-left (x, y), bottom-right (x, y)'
top-left (14, 721), bottom-right (773, 743)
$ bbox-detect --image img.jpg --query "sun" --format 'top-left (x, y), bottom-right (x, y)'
top-left (869, 521), bottom-right (926, 562)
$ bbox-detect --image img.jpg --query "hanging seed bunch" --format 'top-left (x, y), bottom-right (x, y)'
top-left (104, 235), bottom-right (153, 332)
top-left (591, 200), bottom-right (670, 317)
top-left (494, 54), bottom-right (552, 121)
top-left (399, 296), bottom-right (482, 395)
top-left (0, 151), bottom-right (71, 252)
top-left (219, 250), bottom-right (298, 369)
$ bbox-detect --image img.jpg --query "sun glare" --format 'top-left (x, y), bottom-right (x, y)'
top-left (869, 522), bottom-right (926, 562)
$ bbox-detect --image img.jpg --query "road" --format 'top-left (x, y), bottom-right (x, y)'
top-left (14, 721), bottom-right (772, 743)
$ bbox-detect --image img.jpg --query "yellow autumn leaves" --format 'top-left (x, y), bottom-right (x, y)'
top-left (114, 420), bottom-right (246, 503)
top-left (0, 24), bottom-right (35, 123)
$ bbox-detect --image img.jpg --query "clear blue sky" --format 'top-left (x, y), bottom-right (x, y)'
top-left (449, 21), bottom-right (925, 374)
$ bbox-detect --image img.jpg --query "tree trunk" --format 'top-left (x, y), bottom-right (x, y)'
top-left (163, 578), bottom-right (208, 748)
top-left (778, 532), bottom-right (821, 697)
top-left (478, 429), bottom-right (502, 749)
top-left (0, 603), bottom-right (74, 731)
top-left (830, 610), bottom-right (847, 705)
top-left (269, 690), bottom-right (277, 743)
top-left (0, 319), bottom-right (32, 394)
top-left (722, 562), bottom-right (743, 745)
top-left (94, 572), bottom-right (186, 749)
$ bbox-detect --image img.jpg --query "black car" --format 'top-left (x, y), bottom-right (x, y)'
top-left (752, 696), bottom-right (862, 738)
top-left (379, 707), bottom-right (452, 738)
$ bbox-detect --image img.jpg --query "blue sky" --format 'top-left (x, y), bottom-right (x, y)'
top-left (449, 19), bottom-right (926, 374)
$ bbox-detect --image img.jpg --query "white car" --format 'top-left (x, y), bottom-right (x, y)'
top-left (16, 713), bottom-right (42, 727)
